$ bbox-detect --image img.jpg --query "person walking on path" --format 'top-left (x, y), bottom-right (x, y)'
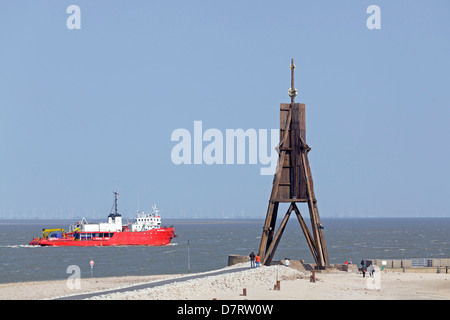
top-left (249, 251), bottom-right (256, 268)
top-left (255, 254), bottom-right (261, 267)
top-left (361, 258), bottom-right (366, 278)
top-left (368, 264), bottom-right (375, 277)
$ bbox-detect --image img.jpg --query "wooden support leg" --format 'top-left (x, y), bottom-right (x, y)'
top-left (262, 203), bottom-right (294, 266)
top-left (292, 203), bottom-right (319, 266)
top-left (266, 202), bottom-right (279, 254)
top-left (259, 149), bottom-right (287, 258)
top-left (307, 200), bottom-right (324, 268)
top-left (313, 202), bottom-right (329, 266)
top-left (258, 201), bottom-right (278, 258)
top-left (300, 152), bottom-right (325, 268)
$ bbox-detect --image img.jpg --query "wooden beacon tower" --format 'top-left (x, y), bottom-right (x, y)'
top-left (258, 59), bottom-right (329, 269)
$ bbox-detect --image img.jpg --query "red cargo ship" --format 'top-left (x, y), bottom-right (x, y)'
top-left (29, 191), bottom-right (176, 246)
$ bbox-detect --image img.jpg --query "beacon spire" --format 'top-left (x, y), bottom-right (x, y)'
top-left (288, 58), bottom-right (298, 104)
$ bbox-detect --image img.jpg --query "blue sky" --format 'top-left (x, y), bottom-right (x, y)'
top-left (0, 1), bottom-right (449, 219)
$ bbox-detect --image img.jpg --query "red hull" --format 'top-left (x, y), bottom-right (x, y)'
top-left (29, 227), bottom-right (176, 247)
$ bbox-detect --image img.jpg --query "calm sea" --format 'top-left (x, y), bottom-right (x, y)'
top-left (0, 218), bottom-right (449, 284)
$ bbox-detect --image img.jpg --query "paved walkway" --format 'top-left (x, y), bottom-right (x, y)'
top-left (54, 267), bottom-right (249, 300)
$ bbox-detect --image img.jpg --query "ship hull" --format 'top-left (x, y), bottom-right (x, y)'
top-left (29, 227), bottom-right (175, 247)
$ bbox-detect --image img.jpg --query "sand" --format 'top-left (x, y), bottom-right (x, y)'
top-left (1, 263), bottom-right (449, 300)
top-left (0, 274), bottom-right (182, 300)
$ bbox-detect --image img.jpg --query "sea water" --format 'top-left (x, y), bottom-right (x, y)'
top-left (0, 218), bottom-right (449, 283)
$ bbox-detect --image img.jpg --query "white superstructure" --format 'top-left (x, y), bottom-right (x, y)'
top-left (130, 205), bottom-right (162, 232)
top-left (77, 215), bottom-right (123, 233)
top-left (73, 190), bottom-right (123, 233)
top-left (68, 192), bottom-right (164, 233)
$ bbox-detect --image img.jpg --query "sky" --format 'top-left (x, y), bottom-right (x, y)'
top-left (0, 1), bottom-right (449, 219)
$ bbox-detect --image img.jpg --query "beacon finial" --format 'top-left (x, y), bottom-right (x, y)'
top-left (288, 58), bottom-right (298, 103)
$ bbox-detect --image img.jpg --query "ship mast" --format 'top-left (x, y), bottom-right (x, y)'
top-left (110, 190), bottom-right (121, 217)
top-left (114, 190), bottom-right (118, 215)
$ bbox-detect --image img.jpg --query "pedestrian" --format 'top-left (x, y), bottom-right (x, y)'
top-left (361, 258), bottom-right (366, 277)
top-left (284, 258), bottom-right (290, 267)
top-left (249, 251), bottom-right (256, 268)
top-left (368, 264), bottom-right (375, 277)
top-left (255, 254), bottom-right (261, 267)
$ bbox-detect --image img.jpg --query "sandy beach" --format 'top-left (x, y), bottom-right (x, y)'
top-left (1, 263), bottom-right (449, 300)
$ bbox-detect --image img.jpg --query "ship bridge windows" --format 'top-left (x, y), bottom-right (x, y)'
top-left (76, 232), bottom-right (114, 240)
top-left (80, 233), bottom-right (92, 241)
top-left (136, 216), bottom-right (159, 221)
top-left (93, 233), bottom-right (113, 238)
